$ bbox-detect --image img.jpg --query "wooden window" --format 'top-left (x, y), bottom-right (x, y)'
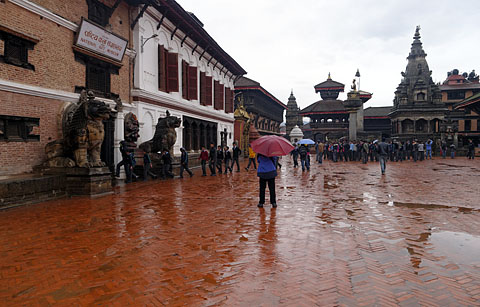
top-left (0, 30), bottom-right (36, 70)
top-left (87, 0), bottom-right (110, 27)
top-left (200, 72), bottom-right (206, 105)
top-left (86, 62), bottom-right (110, 94)
top-left (205, 76), bottom-right (213, 106)
top-left (465, 120), bottom-right (471, 132)
top-left (188, 66), bottom-right (197, 100)
top-left (182, 61), bottom-right (198, 100)
top-left (182, 60), bottom-right (188, 99)
top-left (0, 115), bottom-right (39, 142)
top-left (166, 52), bottom-right (178, 92)
top-left (158, 45), bottom-right (178, 93)
top-left (225, 88), bottom-right (234, 113)
top-left (214, 80), bottom-right (224, 110)
top-left (158, 45), bottom-right (166, 91)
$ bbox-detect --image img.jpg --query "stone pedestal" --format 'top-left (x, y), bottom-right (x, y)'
top-left (348, 111), bottom-right (358, 140)
top-left (343, 92), bottom-right (363, 141)
top-left (66, 167), bottom-right (113, 197)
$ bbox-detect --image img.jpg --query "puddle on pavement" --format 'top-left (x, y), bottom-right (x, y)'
top-left (430, 231), bottom-right (480, 266)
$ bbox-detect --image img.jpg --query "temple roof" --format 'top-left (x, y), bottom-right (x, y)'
top-left (300, 100), bottom-right (346, 115)
top-left (234, 77), bottom-right (287, 109)
top-left (314, 77), bottom-right (345, 92)
top-left (364, 106), bottom-right (392, 118)
top-left (455, 92), bottom-right (480, 110)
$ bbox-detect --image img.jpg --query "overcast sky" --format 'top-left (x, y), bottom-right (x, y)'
top-left (178, 0), bottom-right (480, 110)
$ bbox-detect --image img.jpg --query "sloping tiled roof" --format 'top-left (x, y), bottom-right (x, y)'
top-left (300, 100), bottom-right (346, 115)
top-left (364, 106), bottom-right (392, 118)
top-left (439, 83), bottom-right (480, 91)
top-left (314, 79), bottom-right (345, 91)
top-left (234, 76), bottom-right (287, 109)
top-left (455, 92), bottom-right (480, 109)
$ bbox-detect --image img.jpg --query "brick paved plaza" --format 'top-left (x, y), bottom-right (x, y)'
top-left (1, 158), bottom-right (480, 306)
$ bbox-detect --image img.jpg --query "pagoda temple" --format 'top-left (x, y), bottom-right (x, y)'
top-left (389, 26), bottom-right (446, 140)
top-left (299, 74), bottom-right (372, 141)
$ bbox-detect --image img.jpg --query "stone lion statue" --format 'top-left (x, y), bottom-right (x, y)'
top-left (139, 110), bottom-right (181, 154)
top-left (44, 90), bottom-right (111, 168)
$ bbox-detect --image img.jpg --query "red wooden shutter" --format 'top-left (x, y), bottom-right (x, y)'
top-left (182, 60), bottom-right (188, 99)
top-left (225, 88), bottom-right (233, 113)
top-left (188, 66), bottom-right (198, 100)
top-left (158, 45), bottom-right (166, 92)
top-left (205, 76), bottom-right (213, 106)
top-left (214, 81), bottom-right (224, 110)
top-left (219, 83), bottom-right (225, 110)
top-left (200, 72), bottom-right (206, 105)
top-left (214, 80), bottom-right (219, 109)
top-left (166, 52), bottom-right (178, 92)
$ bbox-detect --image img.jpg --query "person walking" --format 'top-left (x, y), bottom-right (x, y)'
top-left (412, 140), bottom-right (418, 162)
top-left (115, 140), bottom-right (128, 177)
top-left (143, 149), bottom-right (157, 181)
top-left (441, 140), bottom-right (448, 159)
top-left (199, 146), bottom-right (209, 176)
top-left (216, 145), bottom-right (224, 174)
top-left (224, 146), bottom-right (233, 173)
top-left (299, 144), bottom-right (310, 171)
top-left (231, 142), bottom-right (241, 172)
top-left (318, 141), bottom-right (324, 164)
top-left (256, 154), bottom-right (278, 208)
top-left (418, 141), bottom-right (425, 161)
top-left (179, 147), bottom-right (193, 178)
top-left (245, 144), bottom-right (257, 171)
top-left (426, 139), bottom-right (433, 159)
top-left (209, 143), bottom-right (217, 176)
top-left (376, 139), bottom-right (389, 175)
top-left (450, 143), bottom-right (456, 159)
top-left (467, 139), bottom-right (475, 160)
top-left (161, 150), bottom-right (174, 179)
top-left (291, 145), bottom-right (299, 168)
top-left (362, 141), bottom-right (369, 164)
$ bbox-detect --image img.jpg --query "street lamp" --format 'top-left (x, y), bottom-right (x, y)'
top-left (141, 34), bottom-right (158, 53)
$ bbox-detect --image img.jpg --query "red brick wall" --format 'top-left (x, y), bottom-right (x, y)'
top-left (0, 0), bottom-right (131, 101)
top-left (0, 91), bottom-right (64, 175)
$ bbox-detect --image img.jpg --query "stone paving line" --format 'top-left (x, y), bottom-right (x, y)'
top-left (0, 157), bottom-right (480, 306)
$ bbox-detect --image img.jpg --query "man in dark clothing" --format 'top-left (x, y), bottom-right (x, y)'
top-left (299, 144), bottom-right (310, 171)
top-left (376, 140), bottom-right (389, 175)
top-left (115, 140), bottom-right (128, 177)
top-left (468, 139), bottom-right (475, 159)
top-left (209, 143), bottom-right (217, 176)
top-left (231, 142), bottom-right (241, 172)
top-left (124, 151), bottom-right (136, 183)
top-left (199, 146), bottom-right (209, 176)
top-left (441, 140), bottom-right (448, 159)
top-left (224, 146), bottom-right (233, 173)
top-left (179, 147), bottom-right (193, 178)
top-left (143, 150), bottom-right (157, 181)
top-left (406, 140), bottom-right (413, 160)
top-left (216, 145), bottom-right (224, 174)
top-left (161, 150), bottom-right (174, 179)
top-left (291, 146), bottom-right (299, 167)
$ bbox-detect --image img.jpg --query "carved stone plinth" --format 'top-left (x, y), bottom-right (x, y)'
top-left (66, 167), bottom-right (113, 197)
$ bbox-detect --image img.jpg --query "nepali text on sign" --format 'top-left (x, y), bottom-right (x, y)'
top-left (75, 19), bottom-right (128, 62)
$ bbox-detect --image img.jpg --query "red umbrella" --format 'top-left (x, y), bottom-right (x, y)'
top-left (250, 135), bottom-right (295, 157)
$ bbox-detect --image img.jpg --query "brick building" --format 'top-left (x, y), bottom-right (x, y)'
top-left (0, 0), bottom-right (140, 175)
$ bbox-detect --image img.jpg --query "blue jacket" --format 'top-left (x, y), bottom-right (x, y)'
top-left (257, 155), bottom-right (277, 179)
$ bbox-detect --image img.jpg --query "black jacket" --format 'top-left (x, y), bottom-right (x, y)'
top-left (232, 146), bottom-right (241, 158)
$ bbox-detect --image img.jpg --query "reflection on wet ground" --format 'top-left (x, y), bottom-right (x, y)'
top-left (1, 158), bottom-right (480, 305)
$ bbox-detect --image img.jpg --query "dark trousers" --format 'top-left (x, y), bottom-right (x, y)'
top-left (115, 159), bottom-right (125, 176)
top-left (293, 154), bottom-right (298, 167)
top-left (216, 159), bottom-right (223, 173)
top-left (231, 157), bottom-right (240, 171)
top-left (143, 163), bottom-right (157, 180)
top-left (209, 160), bottom-right (216, 175)
top-left (259, 177), bottom-right (276, 205)
top-left (201, 160), bottom-right (207, 175)
top-left (180, 163), bottom-right (193, 177)
top-left (246, 158), bottom-right (257, 169)
top-left (124, 163), bottom-right (133, 182)
top-left (224, 158), bottom-right (232, 173)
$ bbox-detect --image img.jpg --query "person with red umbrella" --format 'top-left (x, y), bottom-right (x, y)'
top-left (251, 135), bottom-right (294, 208)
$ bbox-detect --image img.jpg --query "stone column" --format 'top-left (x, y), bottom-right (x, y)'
top-left (356, 104), bottom-right (364, 131)
top-left (114, 111), bottom-right (125, 178)
top-left (349, 111), bottom-right (358, 140)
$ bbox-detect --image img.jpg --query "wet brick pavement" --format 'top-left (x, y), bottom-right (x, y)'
top-left (1, 157), bottom-right (480, 306)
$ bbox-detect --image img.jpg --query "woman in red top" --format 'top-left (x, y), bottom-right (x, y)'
top-left (199, 146), bottom-right (209, 176)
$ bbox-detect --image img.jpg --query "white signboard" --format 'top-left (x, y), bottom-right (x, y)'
top-left (75, 18), bottom-right (128, 62)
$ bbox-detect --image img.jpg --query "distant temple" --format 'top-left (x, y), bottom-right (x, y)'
top-left (389, 26), bottom-right (446, 140)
